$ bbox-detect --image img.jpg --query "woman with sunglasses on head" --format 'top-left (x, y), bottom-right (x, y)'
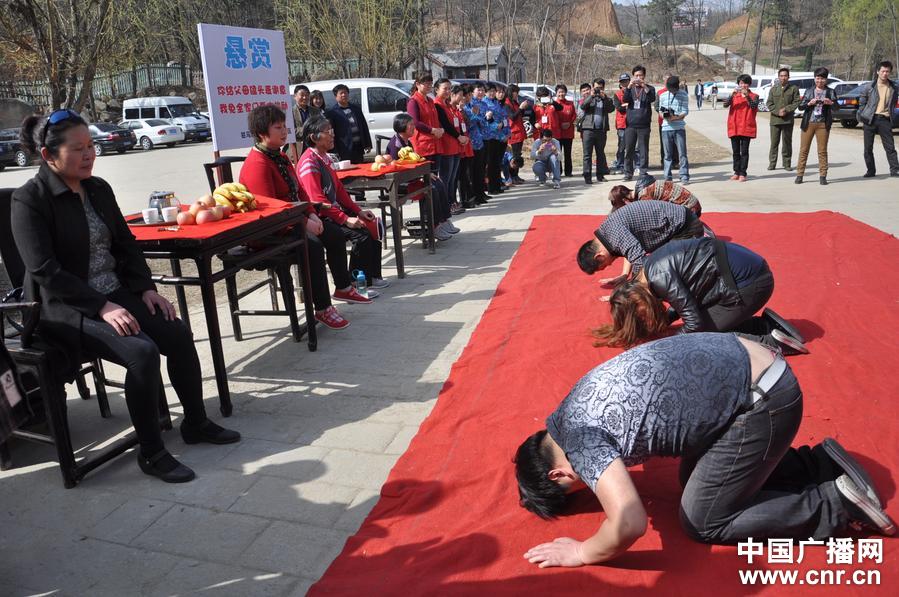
top-left (11, 110), bottom-right (240, 483)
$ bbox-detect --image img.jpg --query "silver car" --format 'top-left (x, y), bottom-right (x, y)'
top-left (118, 118), bottom-right (186, 151)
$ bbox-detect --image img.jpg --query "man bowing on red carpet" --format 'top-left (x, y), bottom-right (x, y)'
top-left (515, 332), bottom-right (894, 567)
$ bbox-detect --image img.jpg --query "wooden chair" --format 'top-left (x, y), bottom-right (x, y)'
top-left (0, 188), bottom-right (171, 487)
top-left (201, 158), bottom-right (305, 342)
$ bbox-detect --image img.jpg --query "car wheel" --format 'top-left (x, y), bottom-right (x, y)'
top-left (840, 119), bottom-right (858, 129)
top-left (140, 136), bottom-right (154, 151)
top-left (117, 148), bottom-right (126, 154)
top-left (95, 144), bottom-right (105, 157)
top-left (15, 150), bottom-right (29, 167)
top-left (166, 143), bottom-right (176, 148)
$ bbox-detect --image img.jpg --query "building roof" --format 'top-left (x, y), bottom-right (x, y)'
top-left (406, 45), bottom-right (525, 69)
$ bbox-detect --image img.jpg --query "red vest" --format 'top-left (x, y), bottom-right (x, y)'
top-left (457, 106), bottom-right (474, 158)
top-left (435, 97), bottom-right (460, 156)
top-left (727, 91), bottom-right (759, 138)
top-left (506, 98), bottom-right (526, 144)
top-left (614, 89), bottom-right (627, 130)
top-left (556, 99), bottom-right (577, 140)
top-left (408, 91), bottom-right (440, 157)
top-left (534, 104), bottom-right (561, 138)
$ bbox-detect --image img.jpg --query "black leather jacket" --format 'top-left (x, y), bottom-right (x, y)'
top-left (643, 238), bottom-right (746, 333)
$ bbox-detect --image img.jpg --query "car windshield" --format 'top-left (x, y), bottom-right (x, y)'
top-left (167, 104), bottom-right (198, 118)
top-left (395, 81), bottom-right (413, 95)
top-left (92, 123), bottom-right (119, 131)
top-left (145, 119), bottom-right (170, 126)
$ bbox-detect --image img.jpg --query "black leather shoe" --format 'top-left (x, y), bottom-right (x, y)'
top-left (891, 172), bottom-right (899, 177)
top-left (596, 176), bottom-right (607, 183)
top-left (863, 171), bottom-right (876, 178)
top-left (584, 178), bottom-right (594, 185)
top-left (180, 419), bottom-right (241, 445)
top-left (763, 307), bottom-right (805, 343)
top-left (767, 165), bottom-right (776, 171)
top-left (794, 176), bottom-right (803, 184)
top-left (820, 176), bottom-right (828, 185)
top-left (823, 438), bottom-right (882, 508)
top-left (138, 450), bottom-right (195, 483)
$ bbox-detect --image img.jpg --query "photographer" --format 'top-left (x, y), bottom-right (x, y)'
top-left (657, 75), bottom-right (690, 183)
top-left (621, 65), bottom-right (657, 182)
top-left (531, 129), bottom-right (562, 189)
top-left (723, 74), bottom-right (760, 181)
top-left (578, 78), bottom-right (614, 184)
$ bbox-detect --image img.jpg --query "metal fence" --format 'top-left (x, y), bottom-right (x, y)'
top-left (0, 64), bottom-right (205, 110)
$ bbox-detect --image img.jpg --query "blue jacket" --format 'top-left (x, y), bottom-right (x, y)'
top-left (324, 102), bottom-right (371, 160)
top-left (464, 99), bottom-right (489, 150)
top-left (483, 96), bottom-right (509, 141)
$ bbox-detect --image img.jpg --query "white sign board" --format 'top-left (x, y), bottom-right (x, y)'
top-left (197, 23), bottom-right (295, 151)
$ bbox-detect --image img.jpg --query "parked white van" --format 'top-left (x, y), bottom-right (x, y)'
top-left (291, 79), bottom-right (410, 157)
top-left (122, 97), bottom-right (211, 142)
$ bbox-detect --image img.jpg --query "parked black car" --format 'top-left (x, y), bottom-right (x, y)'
top-left (88, 123), bottom-right (136, 156)
top-left (0, 128), bottom-right (29, 170)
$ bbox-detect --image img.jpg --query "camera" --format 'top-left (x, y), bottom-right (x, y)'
top-left (659, 107), bottom-right (673, 118)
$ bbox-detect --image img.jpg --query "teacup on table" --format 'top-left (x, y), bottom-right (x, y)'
top-left (161, 206), bottom-right (179, 222)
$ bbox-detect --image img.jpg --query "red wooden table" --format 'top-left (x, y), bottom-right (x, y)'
top-left (128, 197), bottom-right (316, 416)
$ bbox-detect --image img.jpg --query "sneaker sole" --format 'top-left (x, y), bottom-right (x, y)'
top-left (823, 438), bottom-right (881, 508)
top-left (332, 295), bottom-right (372, 304)
top-left (836, 475), bottom-right (896, 535)
top-left (316, 319), bottom-right (350, 330)
top-left (771, 329), bottom-right (809, 354)
top-left (763, 308), bottom-right (805, 343)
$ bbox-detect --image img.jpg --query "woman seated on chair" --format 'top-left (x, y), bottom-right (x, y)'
top-left (297, 116), bottom-right (389, 292)
top-left (238, 104), bottom-right (358, 328)
top-left (387, 113), bottom-right (456, 241)
top-left (11, 111), bottom-right (240, 484)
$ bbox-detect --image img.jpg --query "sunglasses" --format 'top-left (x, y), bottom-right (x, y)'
top-left (42, 109), bottom-right (81, 145)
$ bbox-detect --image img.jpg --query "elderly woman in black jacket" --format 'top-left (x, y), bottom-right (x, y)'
top-left (11, 111), bottom-right (239, 483)
top-left (592, 237), bottom-right (808, 354)
top-left (796, 67), bottom-right (838, 185)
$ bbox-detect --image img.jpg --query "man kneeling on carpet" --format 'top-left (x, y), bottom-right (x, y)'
top-left (593, 237), bottom-right (809, 354)
top-left (516, 333), bottom-right (895, 568)
top-left (577, 200), bottom-right (704, 290)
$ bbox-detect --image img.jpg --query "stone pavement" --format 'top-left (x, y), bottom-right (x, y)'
top-left (0, 108), bottom-right (896, 596)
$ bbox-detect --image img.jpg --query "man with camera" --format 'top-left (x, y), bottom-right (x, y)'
top-left (578, 78), bottom-right (614, 184)
top-left (621, 65), bottom-right (656, 182)
top-left (658, 75), bottom-right (690, 183)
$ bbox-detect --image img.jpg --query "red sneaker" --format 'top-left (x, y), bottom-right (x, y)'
top-left (314, 306), bottom-right (350, 330)
top-left (332, 287), bottom-right (373, 304)
top-left (730, 174), bottom-right (740, 180)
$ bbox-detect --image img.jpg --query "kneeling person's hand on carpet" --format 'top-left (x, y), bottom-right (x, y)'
top-left (524, 537), bottom-right (586, 568)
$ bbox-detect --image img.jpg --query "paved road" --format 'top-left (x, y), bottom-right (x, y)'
top-left (689, 43), bottom-right (779, 76)
top-left (1, 109), bottom-right (897, 596)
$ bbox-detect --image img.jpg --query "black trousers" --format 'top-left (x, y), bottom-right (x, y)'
top-left (80, 287), bottom-right (207, 456)
top-left (559, 138), bottom-right (574, 176)
top-left (485, 139), bottom-right (505, 192)
top-left (730, 136), bottom-right (752, 176)
top-left (581, 129), bottom-right (609, 179)
top-left (330, 220), bottom-right (382, 282)
top-left (309, 219), bottom-right (351, 295)
top-left (624, 127), bottom-right (650, 177)
top-left (458, 156), bottom-right (474, 203)
top-left (705, 268), bottom-right (778, 348)
top-left (472, 147), bottom-right (487, 196)
top-left (510, 141), bottom-right (524, 178)
top-left (863, 115), bottom-right (899, 174)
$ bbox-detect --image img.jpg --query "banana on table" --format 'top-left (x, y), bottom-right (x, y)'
top-left (213, 182), bottom-right (258, 213)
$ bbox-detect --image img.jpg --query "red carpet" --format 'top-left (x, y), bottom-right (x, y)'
top-left (311, 212), bottom-right (898, 595)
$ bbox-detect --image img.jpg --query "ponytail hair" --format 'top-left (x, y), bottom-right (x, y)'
top-left (20, 110), bottom-right (88, 160)
top-left (592, 280), bottom-right (670, 347)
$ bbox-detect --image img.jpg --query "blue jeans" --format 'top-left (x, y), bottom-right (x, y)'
top-left (662, 129), bottom-right (689, 181)
top-left (533, 155), bottom-right (561, 182)
top-left (679, 365), bottom-right (847, 543)
top-left (438, 154), bottom-right (461, 204)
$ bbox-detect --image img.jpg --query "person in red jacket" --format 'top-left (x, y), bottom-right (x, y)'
top-left (505, 84), bottom-right (528, 184)
top-left (238, 104), bottom-right (353, 329)
top-left (533, 86), bottom-right (561, 140)
top-left (297, 116), bottom-right (388, 296)
top-left (406, 72), bottom-right (444, 172)
top-left (554, 84), bottom-right (578, 176)
top-left (434, 78), bottom-right (466, 228)
top-left (611, 74), bottom-right (631, 172)
top-left (723, 74), bottom-right (760, 181)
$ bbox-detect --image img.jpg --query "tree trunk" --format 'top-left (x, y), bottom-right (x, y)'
top-left (631, 1), bottom-right (645, 60)
top-left (750, 0), bottom-right (768, 75)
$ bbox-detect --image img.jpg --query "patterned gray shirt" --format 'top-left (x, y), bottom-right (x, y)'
top-left (83, 198), bottom-right (121, 295)
top-left (594, 200), bottom-right (688, 272)
top-left (546, 333), bottom-right (750, 488)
